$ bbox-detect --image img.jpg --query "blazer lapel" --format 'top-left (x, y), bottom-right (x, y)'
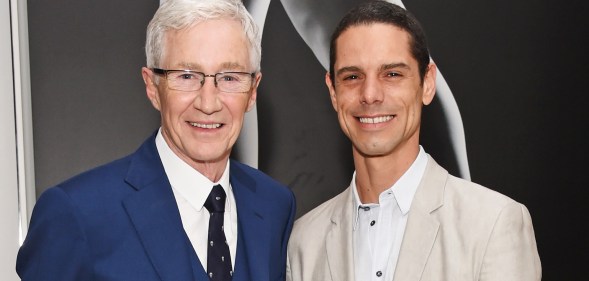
top-left (229, 161), bottom-right (269, 281)
top-left (393, 156), bottom-right (446, 281)
top-left (122, 137), bottom-right (203, 281)
top-left (326, 187), bottom-right (355, 281)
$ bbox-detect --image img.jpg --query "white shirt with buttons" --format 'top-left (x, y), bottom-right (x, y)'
top-left (352, 146), bottom-right (428, 280)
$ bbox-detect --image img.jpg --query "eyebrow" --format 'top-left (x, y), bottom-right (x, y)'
top-left (336, 62), bottom-right (411, 76)
top-left (174, 62), bottom-right (201, 70)
top-left (380, 62), bottom-right (411, 71)
top-left (220, 62), bottom-right (246, 71)
top-left (335, 66), bottom-right (361, 76)
top-left (173, 62), bottom-right (246, 71)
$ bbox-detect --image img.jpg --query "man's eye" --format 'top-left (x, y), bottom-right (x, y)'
top-left (218, 74), bottom-right (245, 83)
top-left (180, 73), bottom-right (195, 79)
top-left (385, 72), bottom-right (400, 77)
top-left (343, 74), bottom-right (359, 80)
top-left (173, 73), bottom-right (196, 80)
top-left (220, 75), bottom-right (237, 82)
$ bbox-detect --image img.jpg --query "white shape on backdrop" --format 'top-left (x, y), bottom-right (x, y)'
top-left (233, 0), bottom-right (274, 169)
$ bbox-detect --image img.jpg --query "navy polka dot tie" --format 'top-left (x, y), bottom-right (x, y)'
top-left (204, 185), bottom-right (232, 281)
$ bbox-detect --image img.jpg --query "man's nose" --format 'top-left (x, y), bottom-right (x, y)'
top-left (193, 76), bottom-right (222, 114)
top-left (360, 76), bottom-right (384, 104)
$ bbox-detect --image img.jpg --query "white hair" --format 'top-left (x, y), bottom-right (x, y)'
top-left (145, 0), bottom-right (261, 72)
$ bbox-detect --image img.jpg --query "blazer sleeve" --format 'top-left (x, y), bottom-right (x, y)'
top-left (281, 190), bottom-right (297, 280)
top-left (16, 187), bottom-right (93, 281)
top-left (286, 251), bottom-right (292, 281)
top-left (479, 202), bottom-right (542, 281)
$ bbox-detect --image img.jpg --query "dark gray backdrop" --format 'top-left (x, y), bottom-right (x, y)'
top-left (28, 0), bottom-right (589, 279)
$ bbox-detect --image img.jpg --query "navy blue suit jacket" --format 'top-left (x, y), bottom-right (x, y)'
top-left (17, 134), bottom-right (296, 281)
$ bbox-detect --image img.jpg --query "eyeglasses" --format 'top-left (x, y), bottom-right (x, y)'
top-left (152, 68), bottom-right (256, 93)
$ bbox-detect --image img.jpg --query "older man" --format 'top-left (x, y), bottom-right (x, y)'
top-left (17, 0), bottom-right (295, 280)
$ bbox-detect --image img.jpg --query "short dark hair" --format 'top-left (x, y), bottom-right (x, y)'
top-left (329, 0), bottom-right (430, 85)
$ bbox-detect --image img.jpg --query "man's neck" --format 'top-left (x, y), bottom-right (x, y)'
top-left (190, 160), bottom-right (229, 183)
top-left (353, 146), bottom-right (419, 204)
top-left (159, 130), bottom-right (229, 183)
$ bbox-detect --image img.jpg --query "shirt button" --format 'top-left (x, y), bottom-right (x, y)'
top-left (370, 220), bottom-right (376, 226)
top-left (376, 271), bottom-right (382, 277)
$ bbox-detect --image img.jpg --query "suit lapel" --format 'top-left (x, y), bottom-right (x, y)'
top-left (122, 136), bottom-right (204, 281)
top-left (326, 187), bottom-right (355, 281)
top-left (393, 156), bottom-right (446, 281)
top-left (229, 161), bottom-right (269, 281)
top-left (392, 207), bottom-right (439, 281)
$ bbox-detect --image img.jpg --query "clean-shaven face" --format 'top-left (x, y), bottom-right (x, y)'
top-left (327, 23), bottom-right (435, 159)
top-left (144, 19), bottom-right (260, 171)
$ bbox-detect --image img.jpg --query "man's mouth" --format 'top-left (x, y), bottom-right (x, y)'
top-left (188, 122), bottom-right (222, 129)
top-left (358, 115), bottom-right (394, 124)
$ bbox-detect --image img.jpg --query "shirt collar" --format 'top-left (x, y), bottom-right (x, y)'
top-left (352, 146), bottom-right (428, 229)
top-left (155, 128), bottom-right (231, 212)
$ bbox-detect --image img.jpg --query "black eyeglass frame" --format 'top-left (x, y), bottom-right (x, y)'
top-left (151, 68), bottom-right (256, 93)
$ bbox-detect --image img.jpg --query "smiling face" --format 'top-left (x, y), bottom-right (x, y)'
top-left (142, 18), bottom-right (260, 180)
top-left (326, 23), bottom-right (436, 162)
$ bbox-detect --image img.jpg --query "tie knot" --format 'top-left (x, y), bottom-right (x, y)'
top-left (204, 184), bottom-right (226, 213)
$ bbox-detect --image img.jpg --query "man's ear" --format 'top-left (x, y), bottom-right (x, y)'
top-left (422, 62), bottom-right (437, 106)
top-left (142, 67), bottom-right (161, 111)
top-left (325, 72), bottom-right (338, 112)
top-left (246, 72), bottom-right (261, 112)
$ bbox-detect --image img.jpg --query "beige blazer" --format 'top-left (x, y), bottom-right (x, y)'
top-left (287, 156), bottom-right (541, 281)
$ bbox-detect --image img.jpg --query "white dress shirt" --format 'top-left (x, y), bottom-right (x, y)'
top-left (352, 146), bottom-right (428, 281)
top-left (155, 129), bottom-right (238, 270)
